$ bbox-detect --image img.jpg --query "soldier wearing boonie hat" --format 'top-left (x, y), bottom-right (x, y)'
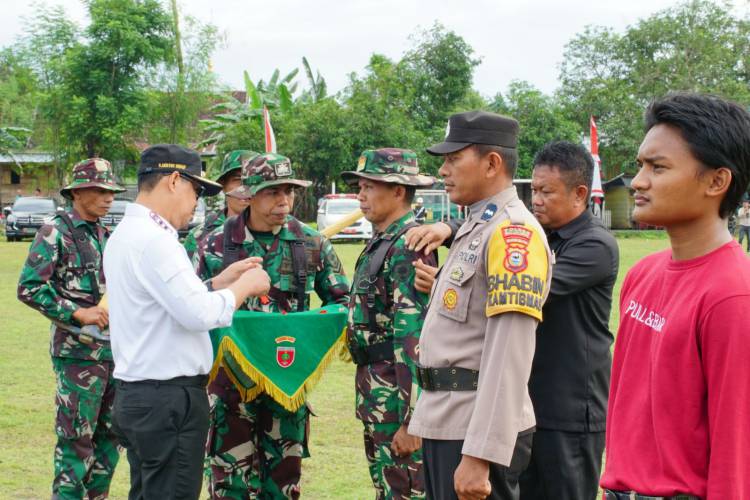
top-left (342, 148), bottom-right (437, 499)
top-left (184, 150), bottom-right (260, 261)
top-left (198, 152), bottom-right (350, 499)
top-left (341, 148), bottom-right (435, 188)
top-left (226, 152), bottom-right (312, 200)
top-left (18, 158), bottom-right (125, 498)
top-left (60, 157), bottom-right (126, 199)
top-left (406, 111), bottom-right (554, 500)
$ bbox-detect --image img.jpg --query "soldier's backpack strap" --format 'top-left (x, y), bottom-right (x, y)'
top-left (364, 221), bottom-right (421, 332)
top-left (290, 239), bottom-right (307, 313)
top-left (222, 215), bottom-right (242, 269)
top-left (57, 212), bottom-right (101, 305)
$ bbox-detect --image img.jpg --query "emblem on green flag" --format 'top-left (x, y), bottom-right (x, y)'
top-left (276, 336), bottom-right (296, 368)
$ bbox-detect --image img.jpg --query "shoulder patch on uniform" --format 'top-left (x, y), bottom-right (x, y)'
top-left (481, 203), bottom-right (497, 221)
top-left (486, 220), bottom-right (548, 321)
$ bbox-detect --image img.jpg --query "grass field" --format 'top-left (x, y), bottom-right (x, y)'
top-left (0, 235), bottom-right (670, 499)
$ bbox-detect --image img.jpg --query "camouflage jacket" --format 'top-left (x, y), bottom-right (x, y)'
top-left (17, 209), bottom-right (111, 361)
top-left (184, 209), bottom-right (227, 260)
top-left (347, 212), bottom-right (436, 425)
top-left (194, 208), bottom-right (350, 313)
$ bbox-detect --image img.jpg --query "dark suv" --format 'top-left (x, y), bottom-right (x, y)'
top-left (5, 197), bottom-right (60, 242)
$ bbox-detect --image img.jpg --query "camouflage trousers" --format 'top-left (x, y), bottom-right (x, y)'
top-left (206, 368), bottom-right (310, 499)
top-left (51, 357), bottom-right (120, 500)
top-left (363, 421), bottom-right (425, 500)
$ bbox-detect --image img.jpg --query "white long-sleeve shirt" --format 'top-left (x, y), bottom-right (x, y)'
top-left (104, 202), bottom-right (235, 381)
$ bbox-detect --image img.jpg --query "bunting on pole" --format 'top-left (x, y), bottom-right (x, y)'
top-left (263, 105), bottom-right (277, 153)
top-left (590, 116), bottom-right (604, 203)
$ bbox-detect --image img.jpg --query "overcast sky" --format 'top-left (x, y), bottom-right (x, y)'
top-left (2, 0), bottom-right (747, 98)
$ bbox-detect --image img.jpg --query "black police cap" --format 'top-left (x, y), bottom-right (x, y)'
top-left (427, 111), bottom-right (519, 155)
top-left (138, 144), bottom-right (222, 196)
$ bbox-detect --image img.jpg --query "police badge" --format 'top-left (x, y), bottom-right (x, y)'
top-left (501, 225), bottom-right (532, 273)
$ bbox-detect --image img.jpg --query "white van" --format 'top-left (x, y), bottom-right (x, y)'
top-left (316, 194), bottom-right (373, 241)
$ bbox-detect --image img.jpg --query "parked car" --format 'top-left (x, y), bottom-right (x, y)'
top-left (316, 194), bottom-right (372, 241)
top-left (5, 196), bottom-right (60, 242)
top-left (414, 189), bottom-right (465, 223)
top-left (179, 197), bottom-right (207, 238)
top-left (100, 199), bottom-right (131, 230)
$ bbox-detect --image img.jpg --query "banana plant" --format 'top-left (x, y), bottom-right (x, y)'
top-left (199, 68), bottom-right (298, 147)
top-left (300, 57), bottom-right (327, 103)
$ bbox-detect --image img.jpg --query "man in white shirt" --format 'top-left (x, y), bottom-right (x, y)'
top-left (104, 144), bottom-right (271, 499)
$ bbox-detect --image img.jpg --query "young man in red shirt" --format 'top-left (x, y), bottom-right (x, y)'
top-left (601, 93), bottom-right (750, 500)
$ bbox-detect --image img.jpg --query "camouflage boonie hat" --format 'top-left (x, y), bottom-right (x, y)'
top-left (227, 153), bottom-right (312, 200)
top-left (60, 158), bottom-right (126, 200)
top-left (215, 149), bottom-right (260, 183)
top-left (341, 148), bottom-right (435, 187)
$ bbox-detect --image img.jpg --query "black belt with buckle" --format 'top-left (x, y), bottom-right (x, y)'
top-left (604, 489), bottom-right (701, 500)
top-left (117, 374), bottom-right (208, 388)
top-left (416, 365), bottom-right (479, 391)
top-left (349, 341), bottom-right (395, 366)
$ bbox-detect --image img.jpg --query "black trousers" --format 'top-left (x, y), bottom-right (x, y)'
top-left (113, 375), bottom-right (209, 500)
top-left (423, 431), bottom-right (533, 500)
top-left (518, 429), bottom-right (605, 500)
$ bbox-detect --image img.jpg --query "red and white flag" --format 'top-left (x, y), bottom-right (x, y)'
top-left (263, 106), bottom-right (277, 153)
top-left (590, 116), bottom-right (604, 202)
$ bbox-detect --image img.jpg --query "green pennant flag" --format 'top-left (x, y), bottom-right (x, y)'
top-left (209, 304), bottom-right (348, 412)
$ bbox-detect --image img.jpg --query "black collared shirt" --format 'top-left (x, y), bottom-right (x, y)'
top-left (531, 210), bottom-right (619, 432)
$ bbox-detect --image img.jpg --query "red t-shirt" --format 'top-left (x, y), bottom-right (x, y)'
top-left (601, 241), bottom-right (750, 499)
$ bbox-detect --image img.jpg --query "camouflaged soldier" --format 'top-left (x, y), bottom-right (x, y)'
top-left (184, 149), bottom-right (259, 260)
top-left (341, 149), bottom-right (436, 499)
top-left (194, 152), bottom-right (350, 499)
top-left (17, 158), bottom-right (125, 500)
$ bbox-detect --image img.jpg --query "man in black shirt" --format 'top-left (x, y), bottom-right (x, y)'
top-left (406, 140), bottom-right (618, 500)
top-left (520, 141), bottom-right (618, 500)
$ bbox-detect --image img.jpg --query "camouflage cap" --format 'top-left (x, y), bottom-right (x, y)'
top-left (60, 158), bottom-right (126, 200)
top-left (215, 149), bottom-right (260, 183)
top-left (227, 153), bottom-right (312, 200)
top-left (341, 148), bottom-right (435, 187)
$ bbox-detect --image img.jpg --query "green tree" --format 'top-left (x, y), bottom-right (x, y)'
top-left (491, 81), bottom-right (582, 178)
top-left (0, 49), bottom-right (39, 132)
top-left (197, 23), bottom-right (481, 219)
top-left (142, 14), bottom-right (222, 145)
top-left (283, 98), bottom-right (353, 216)
top-left (401, 22), bottom-right (481, 128)
top-left (559, 0), bottom-right (750, 177)
top-left (340, 25), bottom-right (480, 174)
top-left (343, 54), bottom-right (427, 170)
top-left (19, 4), bottom-right (81, 184)
top-left (62, 0), bottom-right (173, 159)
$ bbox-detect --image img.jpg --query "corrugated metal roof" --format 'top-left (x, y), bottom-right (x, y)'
top-left (0, 152), bottom-right (55, 164)
top-left (603, 173), bottom-right (633, 189)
